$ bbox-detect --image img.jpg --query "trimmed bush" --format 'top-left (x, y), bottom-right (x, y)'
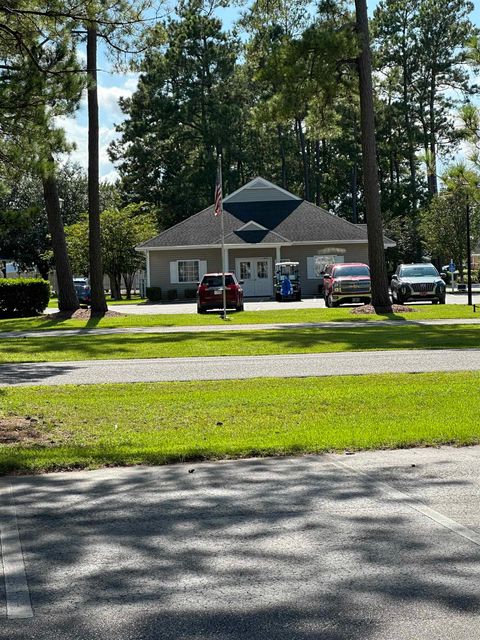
top-left (167, 289), bottom-right (177, 300)
top-left (184, 288), bottom-right (197, 299)
top-left (146, 286), bottom-right (162, 302)
top-left (0, 278), bottom-right (50, 317)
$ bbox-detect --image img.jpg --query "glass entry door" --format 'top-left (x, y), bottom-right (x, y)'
top-left (236, 258), bottom-right (272, 297)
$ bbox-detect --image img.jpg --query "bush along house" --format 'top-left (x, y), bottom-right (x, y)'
top-left (137, 177), bottom-right (395, 300)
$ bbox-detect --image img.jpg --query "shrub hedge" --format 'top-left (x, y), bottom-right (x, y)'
top-left (0, 278), bottom-right (50, 317)
top-left (146, 286), bottom-right (162, 302)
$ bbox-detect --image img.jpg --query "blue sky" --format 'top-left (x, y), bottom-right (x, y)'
top-left (61, 1), bottom-right (480, 182)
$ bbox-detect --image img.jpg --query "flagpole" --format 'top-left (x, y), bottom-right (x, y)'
top-left (218, 155), bottom-right (227, 319)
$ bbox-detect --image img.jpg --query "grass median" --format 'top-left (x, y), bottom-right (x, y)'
top-left (0, 372), bottom-right (479, 474)
top-left (0, 304), bottom-right (477, 333)
top-left (1, 323), bottom-right (480, 363)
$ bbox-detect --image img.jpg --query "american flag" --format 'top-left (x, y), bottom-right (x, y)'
top-left (214, 157), bottom-right (222, 216)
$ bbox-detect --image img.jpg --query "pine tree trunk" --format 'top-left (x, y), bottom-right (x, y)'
top-left (277, 125), bottom-right (287, 189)
top-left (42, 170), bottom-right (79, 313)
top-left (315, 140), bottom-right (322, 206)
top-left (355, 0), bottom-right (391, 309)
top-left (297, 118), bottom-right (310, 201)
top-left (87, 25), bottom-right (108, 315)
top-left (351, 164), bottom-right (358, 224)
top-left (428, 75), bottom-right (438, 197)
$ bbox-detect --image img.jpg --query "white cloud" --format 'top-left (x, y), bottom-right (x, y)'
top-left (101, 169), bottom-right (120, 184)
top-left (55, 74), bottom-right (138, 179)
top-left (97, 85), bottom-right (130, 118)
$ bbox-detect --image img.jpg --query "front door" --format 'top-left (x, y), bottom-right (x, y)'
top-left (236, 258), bottom-right (272, 297)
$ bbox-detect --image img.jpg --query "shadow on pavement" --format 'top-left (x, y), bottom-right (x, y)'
top-left (0, 362), bottom-right (81, 386)
top-left (2, 455), bottom-right (478, 639)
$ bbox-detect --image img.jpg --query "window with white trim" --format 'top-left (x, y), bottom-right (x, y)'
top-left (307, 255), bottom-right (344, 279)
top-left (169, 260), bottom-right (207, 284)
top-left (178, 260), bottom-right (199, 283)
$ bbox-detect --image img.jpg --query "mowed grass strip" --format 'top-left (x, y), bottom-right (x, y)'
top-left (0, 304), bottom-right (476, 333)
top-left (0, 372), bottom-right (479, 474)
top-left (1, 323), bottom-right (480, 363)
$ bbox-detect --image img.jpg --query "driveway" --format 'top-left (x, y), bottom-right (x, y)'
top-left (1, 446), bottom-right (480, 639)
top-left (46, 291), bottom-right (480, 315)
top-left (2, 349), bottom-right (480, 386)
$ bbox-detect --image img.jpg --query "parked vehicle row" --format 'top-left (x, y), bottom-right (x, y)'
top-left (322, 261), bottom-right (446, 308)
top-left (196, 262), bottom-right (447, 313)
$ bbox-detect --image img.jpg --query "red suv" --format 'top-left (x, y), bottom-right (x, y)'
top-left (322, 263), bottom-right (371, 307)
top-left (197, 273), bottom-right (244, 313)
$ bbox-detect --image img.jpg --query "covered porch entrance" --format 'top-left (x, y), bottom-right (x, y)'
top-left (235, 257), bottom-right (273, 297)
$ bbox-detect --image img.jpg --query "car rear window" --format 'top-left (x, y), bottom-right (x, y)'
top-left (202, 275), bottom-right (235, 287)
top-left (334, 265), bottom-right (370, 277)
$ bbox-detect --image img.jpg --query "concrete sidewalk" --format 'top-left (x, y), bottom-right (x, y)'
top-left (1, 446), bottom-right (480, 639)
top-left (2, 316), bottom-right (480, 339)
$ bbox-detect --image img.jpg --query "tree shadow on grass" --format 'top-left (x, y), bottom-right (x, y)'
top-left (2, 454), bottom-right (479, 639)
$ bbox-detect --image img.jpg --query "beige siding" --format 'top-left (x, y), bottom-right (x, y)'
top-left (148, 249), bottom-right (222, 298)
top-left (280, 244), bottom-right (369, 296)
top-left (148, 243), bottom-right (369, 299)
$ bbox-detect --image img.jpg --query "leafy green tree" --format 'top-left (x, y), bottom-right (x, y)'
top-left (420, 165), bottom-right (480, 275)
top-left (0, 2), bottom-right (85, 311)
top-left (65, 203), bottom-right (157, 299)
top-left (0, 165), bottom-right (118, 280)
top-left (373, 0), bottom-right (478, 199)
top-left (111, 0), bottom-right (241, 226)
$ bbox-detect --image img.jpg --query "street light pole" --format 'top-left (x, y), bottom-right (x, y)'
top-left (466, 199), bottom-right (472, 306)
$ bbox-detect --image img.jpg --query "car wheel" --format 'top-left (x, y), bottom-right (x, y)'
top-left (275, 293), bottom-right (282, 302)
top-left (327, 293), bottom-right (338, 308)
top-left (236, 303), bottom-right (244, 312)
top-left (439, 295), bottom-right (446, 305)
top-left (197, 305), bottom-right (206, 314)
top-left (325, 295), bottom-right (331, 308)
top-left (296, 292), bottom-right (302, 301)
top-left (432, 299), bottom-right (438, 304)
top-left (396, 294), bottom-right (404, 305)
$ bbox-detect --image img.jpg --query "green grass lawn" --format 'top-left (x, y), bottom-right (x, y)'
top-left (0, 323), bottom-right (479, 363)
top-left (0, 372), bottom-right (479, 474)
top-left (1, 304), bottom-right (478, 333)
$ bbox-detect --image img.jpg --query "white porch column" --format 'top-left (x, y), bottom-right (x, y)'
top-left (146, 250), bottom-right (151, 287)
top-left (224, 247), bottom-right (229, 273)
top-left (276, 246), bottom-right (281, 263)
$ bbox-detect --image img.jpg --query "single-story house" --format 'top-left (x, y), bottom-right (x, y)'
top-left (137, 177), bottom-right (395, 298)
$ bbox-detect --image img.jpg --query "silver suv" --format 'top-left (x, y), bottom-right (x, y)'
top-left (391, 263), bottom-right (446, 305)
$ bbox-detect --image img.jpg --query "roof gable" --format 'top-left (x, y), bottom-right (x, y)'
top-left (237, 220), bottom-right (268, 231)
top-left (224, 177), bottom-right (301, 204)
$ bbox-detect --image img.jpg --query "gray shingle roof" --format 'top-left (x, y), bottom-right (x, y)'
top-left (356, 224), bottom-right (396, 246)
top-left (138, 199), bottom-right (372, 249)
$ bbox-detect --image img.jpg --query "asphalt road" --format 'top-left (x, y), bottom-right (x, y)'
top-left (1, 446), bottom-right (480, 639)
top-left (2, 348), bottom-right (480, 386)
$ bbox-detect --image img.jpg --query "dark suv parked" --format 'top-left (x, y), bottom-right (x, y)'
top-left (391, 263), bottom-right (446, 304)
